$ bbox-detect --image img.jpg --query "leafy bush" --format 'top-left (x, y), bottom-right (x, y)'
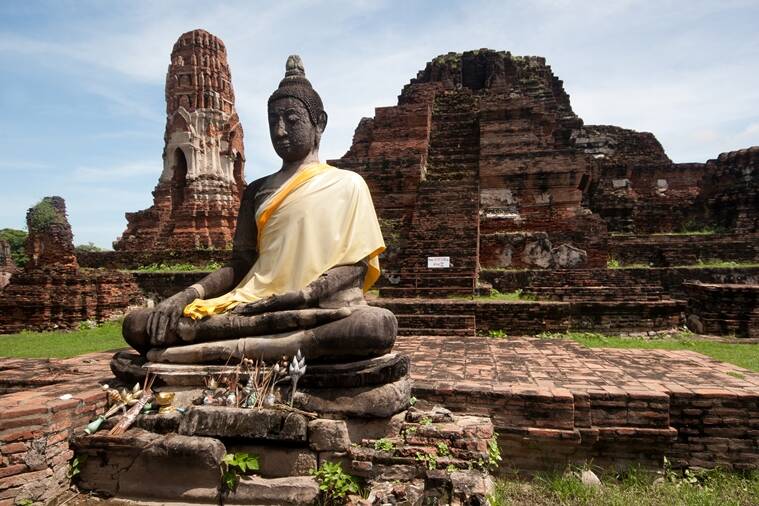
top-left (311, 461), bottom-right (361, 505)
top-left (75, 242), bottom-right (105, 253)
top-left (0, 228), bottom-right (27, 267)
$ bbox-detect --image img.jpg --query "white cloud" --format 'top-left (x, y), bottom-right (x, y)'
top-left (73, 161), bottom-right (158, 182)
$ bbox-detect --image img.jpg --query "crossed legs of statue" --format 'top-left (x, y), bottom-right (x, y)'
top-left (123, 264), bottom-right (397, 364)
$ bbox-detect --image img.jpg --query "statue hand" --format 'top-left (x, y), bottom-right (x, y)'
top-left (147, 288), bottom-right (198, 346)
top-left (231, 290), bottom-right (308, 317)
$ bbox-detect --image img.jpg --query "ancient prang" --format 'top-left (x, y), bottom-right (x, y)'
top-left (332, 49), bottom-right (758, 296)
top-left (0, 197), bottom-right (141, 333)
top-left (114, 29), bottom-right (245, 251)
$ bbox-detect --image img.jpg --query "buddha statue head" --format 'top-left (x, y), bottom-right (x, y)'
top-left (267, 55), bottom-right (328, 162)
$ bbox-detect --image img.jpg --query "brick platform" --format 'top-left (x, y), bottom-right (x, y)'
top-left (396, 336), bottom-right (759, 472)
top-left (1, 338), bottom-right (757, 503)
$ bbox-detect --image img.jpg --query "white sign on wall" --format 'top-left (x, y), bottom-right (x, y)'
top-left (427, 256), bottom-right (451, 268)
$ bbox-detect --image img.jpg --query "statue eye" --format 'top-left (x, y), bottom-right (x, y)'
top-left (287, 115), bottom-right (300, 124)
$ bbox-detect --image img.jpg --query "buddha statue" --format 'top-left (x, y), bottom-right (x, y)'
top-left (123, 55), bottom-right (397, 365)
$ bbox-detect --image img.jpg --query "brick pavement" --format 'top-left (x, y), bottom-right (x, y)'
top-left (0, 336), bottom-right (757, 503)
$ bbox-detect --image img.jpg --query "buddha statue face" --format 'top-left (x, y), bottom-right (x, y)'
top-left (268, 97), bottom-right (325, 163)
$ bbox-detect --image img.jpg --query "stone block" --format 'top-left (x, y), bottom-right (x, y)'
top-left (294, 377), bottom-right (411, 418)
top-left (308, 419), bottom-right (351, 452)
top-left (72, 429), bottom-right (224, 502)
top-left (178, 406), bottom-right (307, 441)
top-left (226, 475), bottom-right (319, 505)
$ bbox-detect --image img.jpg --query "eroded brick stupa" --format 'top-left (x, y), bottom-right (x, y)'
top-left (333, 49), bottom-right (758, 296)
top-left (114, 29), bottom-right (245, 251)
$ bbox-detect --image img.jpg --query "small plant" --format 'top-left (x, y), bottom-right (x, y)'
top-left (487, 434), bottom-right (502, 469)
top-left (311, 461), bottom-right (361, 505)
top-left (67, 453), bottom-right (87, 479)
top-left (221, 452), bottom-right (260, 491)
top-left (436, 441), bottom-right (451, 457)
top-left (419, 416), bottom-right (432, 426)
top-left (408, 395), bottom-right (417, 406)
top-left (726, 371), bottom-right (745, 379)
top-left (488, 329), bottom-right (507, 338)
top-left (446, 464), bottom-right (458, 473)
top-left (27, 198), bottom-right (63, 232)
top-left (374, 438), bottom-right (395, 452)
top-left (607, 258), bottom-right (621, 269)
top-left (415, 451), bottom-right (438, 470)
top-left (15, 499), bottom-right (33, 506)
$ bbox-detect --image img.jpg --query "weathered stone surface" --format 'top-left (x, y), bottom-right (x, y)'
top-left (227, 444), bottom-right (317, 478)
top-left (226, 475), bottom-right (319, 505)
top-left (308, 419), bottom-right (351, 452)
top-left (450, 470), bottom-right (496, 503)
top-left (133, 411), bottom-right (183, 434)
top-left (72, 428), bottom-right (225, 501)
top-left (344, 412), bottom-right (406, 444)
top-left (300, 353), bottom-right (410, 388)
top-left (294, 377), bottom-right (412, 418)
top-left (115, 29), bottom-right (245, 251)
top-left (178, 406), bottom-right (308, 441)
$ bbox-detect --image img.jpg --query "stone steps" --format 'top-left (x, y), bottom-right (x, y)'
top-left (397, 314), bottom-right (476, 336)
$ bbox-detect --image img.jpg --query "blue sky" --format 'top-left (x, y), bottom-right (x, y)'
top-left (1, 0), bottom-right (757, 248)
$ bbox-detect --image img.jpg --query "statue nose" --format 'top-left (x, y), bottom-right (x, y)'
top-left (275, 118), bottom-right (287, 138)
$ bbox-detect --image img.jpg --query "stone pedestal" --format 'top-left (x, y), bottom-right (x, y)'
top-left (79, 352), bottom-right (495, 504)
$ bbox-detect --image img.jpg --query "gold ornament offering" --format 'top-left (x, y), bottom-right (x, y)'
top-left (155, 391), bottom-right (176, 414)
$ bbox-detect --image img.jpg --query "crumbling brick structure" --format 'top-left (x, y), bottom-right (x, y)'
top-left (332, 50), bottom-right (609, 296)
top-left (333, 49), bottom-right (757, 297)
top-left (114, 29), bottom-right (245, 251)
top-left (0, 197), bottom-right (141, 333)
top-left (0, 239), bottom-right (17, 290)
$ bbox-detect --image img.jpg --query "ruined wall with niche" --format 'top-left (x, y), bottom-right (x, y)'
top-left (114, 29), bottom-right (245, 251)
top-left (0, 197), bottom-right (141, 333)
top-left (0, 239), bottom-right (17, 290)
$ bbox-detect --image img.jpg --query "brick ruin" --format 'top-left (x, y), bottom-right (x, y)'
top-left (332, 49), bottom-right (758, 297)
top-left (0, 197), bottom-right (141, 333)
top-left (0, 239), bottom-right (17, 290)
top-left (114, 29), bottom-right (245, 251)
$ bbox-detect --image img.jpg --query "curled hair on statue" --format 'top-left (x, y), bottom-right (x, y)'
top-left (268, 55), bottom-right (325, 127)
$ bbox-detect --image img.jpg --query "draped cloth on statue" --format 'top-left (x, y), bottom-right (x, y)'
top-left (183, 162), bottom-right (385, 320)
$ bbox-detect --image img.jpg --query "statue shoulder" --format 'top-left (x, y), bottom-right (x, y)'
top-left (330, 166), bottom-right (369, 189)
top-left (242, 174), bottom-right (272, 200)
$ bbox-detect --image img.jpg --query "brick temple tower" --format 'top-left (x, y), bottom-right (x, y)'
top-left (114, 29), bottom-right (245, 251)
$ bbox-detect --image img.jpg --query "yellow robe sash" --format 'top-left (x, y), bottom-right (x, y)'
top-left (183, 162), bottom-right (385, 320)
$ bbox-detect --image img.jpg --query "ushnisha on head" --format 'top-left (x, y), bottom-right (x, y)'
top-left (267, 55), bottom-right (328, 162)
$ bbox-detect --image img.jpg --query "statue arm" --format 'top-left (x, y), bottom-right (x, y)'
top-left (189, 177), bottom-right (263, 300)
top-left (146, 179), bottom-right (262, 344)
top-left (232, 263), bottom-right (366, 316)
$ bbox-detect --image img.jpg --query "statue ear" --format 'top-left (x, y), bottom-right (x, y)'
top-left (317, 111), bottom-right (328, 133)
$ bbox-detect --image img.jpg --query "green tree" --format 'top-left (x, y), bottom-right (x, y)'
top-left (0, 228), bottom-right (28, 267)
top-left (75, 242), bottom-right (105, 253)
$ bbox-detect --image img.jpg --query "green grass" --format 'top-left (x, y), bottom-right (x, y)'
top-left (451, 289), bottom-right (537, 301)
top-left (0, 321), bottom-right (126, 358)
top-left (132, 261), bottom-right (222, 273)
top-left (538, 331), bottom-right (759, 372)
top-left (491, 467), bottom-right (759, 506)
